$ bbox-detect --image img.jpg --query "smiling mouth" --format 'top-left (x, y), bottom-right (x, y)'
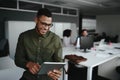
top-left (40, 28), bottom-right (48, 34)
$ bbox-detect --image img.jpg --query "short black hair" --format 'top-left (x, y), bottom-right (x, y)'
top-left (81, 29), bottom-right (87, 33)
top-left (63, 29), bottom-right (72, 37)
top-left (36, 8), bottom-right (52, 18)
top-left (80, 29), bottom-right (88, 36)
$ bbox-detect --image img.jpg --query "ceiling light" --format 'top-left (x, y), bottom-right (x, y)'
top-left (76, 0), bottom-right (99, 6)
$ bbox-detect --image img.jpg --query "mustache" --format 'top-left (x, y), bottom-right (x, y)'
top-left (36, 26), bottom-right (49, 32)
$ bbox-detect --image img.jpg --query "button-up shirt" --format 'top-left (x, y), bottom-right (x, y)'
top-left (15, 28), bottom-right (62, 80)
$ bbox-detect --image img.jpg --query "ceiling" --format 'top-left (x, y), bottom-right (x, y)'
top-left (26, 0), bottom-right (120, 15)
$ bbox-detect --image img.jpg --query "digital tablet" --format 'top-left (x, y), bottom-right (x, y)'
top-left (38, 62), bottom-right (66, 75)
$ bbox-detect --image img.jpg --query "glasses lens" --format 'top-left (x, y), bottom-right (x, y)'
top-left (39, 20), bottom-right (53, 27)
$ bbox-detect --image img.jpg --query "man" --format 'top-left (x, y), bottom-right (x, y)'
top-left (74, 29), bottom-right (88, 47)
top-left (81, 29), bottom-right (88, 37)
top-left (15, 8), bottom-right (62, 80)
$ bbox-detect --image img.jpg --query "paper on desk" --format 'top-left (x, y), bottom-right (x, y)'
top-left (95, 53), bottom-right (110, 58)
top-left (105, 49), bottom-right (120, 55)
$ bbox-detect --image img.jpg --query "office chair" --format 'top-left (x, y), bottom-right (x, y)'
top-left (116, 66), bottom-right (120, 74)
top-left (0, 38), bottom-right (9, 57)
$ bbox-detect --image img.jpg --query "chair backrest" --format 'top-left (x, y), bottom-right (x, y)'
top-left (0, 39), bottom-right (9, 57)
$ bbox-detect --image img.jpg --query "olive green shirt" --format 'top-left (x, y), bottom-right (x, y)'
top-left (15, 28), bottom-right (62, 80)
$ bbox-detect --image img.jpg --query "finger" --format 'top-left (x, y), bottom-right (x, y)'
top-left (48, 71), bottom-right (56, 78)
top-left (52, 74), bottom-right (60, 80)
top-left (33, 65), bottom-right (40, 72)
top-left (30, 68), bottom-right (36, 74)
top-left (53, 69), bottom-right (61, 75)
top-left (30, 66), bottom-right (39, 74)
top-left (49, 71), bottom-right (61, 79)
top-left (53, 73), bottom-right (61, 79)
top-left (47, 71), bottom-right (52, 76)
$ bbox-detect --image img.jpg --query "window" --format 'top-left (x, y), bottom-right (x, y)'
top-left (82, 19), bottom-right (96, 35)
top-left (44, 5), bottom-right (61, 13)
top-left (19, 1), bottom-right (42, 11)
top-left (63, 8), bottom-right (77, 15)
top-left (0, 0), bottom-right (17, 8)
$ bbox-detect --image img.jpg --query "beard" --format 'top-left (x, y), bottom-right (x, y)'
top-left (36, 25), bottom-right (50, 35)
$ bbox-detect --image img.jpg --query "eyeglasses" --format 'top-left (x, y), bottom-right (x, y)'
top-left (38, 19), bottom-right (53, 28)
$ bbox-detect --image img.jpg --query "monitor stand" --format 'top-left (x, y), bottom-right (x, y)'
top-left (82, 48), bottom-right (90, 53)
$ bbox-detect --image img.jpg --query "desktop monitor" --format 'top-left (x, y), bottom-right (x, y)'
top-left (80, 36), bottom-right (94, 53)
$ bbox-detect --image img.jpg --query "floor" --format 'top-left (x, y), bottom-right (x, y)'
top-left (0, 56), bottom-right (24, 80)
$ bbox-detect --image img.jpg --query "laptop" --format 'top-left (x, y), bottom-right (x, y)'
top-left (99, 39), bottom-right (105, 46)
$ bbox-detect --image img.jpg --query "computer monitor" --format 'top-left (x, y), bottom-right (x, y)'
top-left (80, 36), bottom-right (94, 53)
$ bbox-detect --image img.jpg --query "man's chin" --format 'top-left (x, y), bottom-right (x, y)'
top-left (40, 32), bottom-right (47, 35)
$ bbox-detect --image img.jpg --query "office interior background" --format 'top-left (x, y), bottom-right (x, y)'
top-left (0, 0), bottom-right (120, 80)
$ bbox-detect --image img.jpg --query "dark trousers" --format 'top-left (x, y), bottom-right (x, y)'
top-left (20, 76), bottom-right (26, 80)
top-left (19, 76), bottom-right (36, 80)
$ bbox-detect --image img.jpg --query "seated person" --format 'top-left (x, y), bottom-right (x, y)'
top-left (68, 29), bottom-right (98, 80)
top-left (81, 29), bottom-right (88, 37)
top-left (112, 35), bottom-right (119, 43)
top-left (63, 29), bottom-right (72, 47)
top-left (74, 29), bottom-right (88, 46)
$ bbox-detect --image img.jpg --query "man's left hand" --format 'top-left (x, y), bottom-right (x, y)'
top-left (47, 69), bottom-right (61, 80)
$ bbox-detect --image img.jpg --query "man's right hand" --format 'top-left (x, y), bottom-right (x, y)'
top-left (26, 62), bottom-right (40, 74)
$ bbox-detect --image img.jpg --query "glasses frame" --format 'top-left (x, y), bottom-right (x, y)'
top-left (38, 19), bottom-right (53, 28)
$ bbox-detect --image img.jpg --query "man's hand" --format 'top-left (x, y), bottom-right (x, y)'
top-left (26, 61), bottom-right (40, 74)
top-left (47, 69), bottom-right (61, 80)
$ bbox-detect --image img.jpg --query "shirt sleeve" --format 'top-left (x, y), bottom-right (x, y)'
top-left (53, 36), bottom-right (63, 62)
top-left (14, 33), bottom-right (28, 69)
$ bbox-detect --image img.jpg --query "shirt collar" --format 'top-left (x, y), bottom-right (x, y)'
top-left (33, 28), bottom-right (50, 38)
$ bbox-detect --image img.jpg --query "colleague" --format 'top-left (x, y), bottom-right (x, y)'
top-left (68, 29), bottom-right (98, 80)
top-left (63, 29), bottom-right (72, 47)
top-left (15, 8), bottom-right (62, 80)
top-left (67, 29), bottom-right (88, 80)
top-left (74, 29), bottom-right (88, 46)
top-left (80, 29), bottom-right (88, 37)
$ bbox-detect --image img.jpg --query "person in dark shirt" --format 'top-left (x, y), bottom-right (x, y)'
top-left (74, 29), bottom-right (88, 46)
top-left (80, 29), bottom-right (88, 37)
top-left (15, 8), bottom-right (62, 80)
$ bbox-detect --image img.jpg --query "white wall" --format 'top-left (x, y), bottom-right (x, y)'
top-left (5, 21), bottom-right (35, 59)
top-left (51, 22), bottom-right (77, 43)
top-left (96, 15), bottom-right (120, 80)
top-left (82, 19), bottom-right (96, 30)
top-left (96, 15), bottom-right (120, 42)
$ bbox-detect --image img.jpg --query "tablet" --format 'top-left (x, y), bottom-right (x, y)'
top-left (38, 62), bottom-right (66, 75)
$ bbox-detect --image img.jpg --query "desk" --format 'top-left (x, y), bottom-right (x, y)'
top-left (62, 43), bottom-right (120, 80)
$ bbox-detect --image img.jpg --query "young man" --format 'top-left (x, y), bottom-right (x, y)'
top-left (81, 29), bottom-right (88, 37)
top-left (15, 8), bottom-right (62, 80)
